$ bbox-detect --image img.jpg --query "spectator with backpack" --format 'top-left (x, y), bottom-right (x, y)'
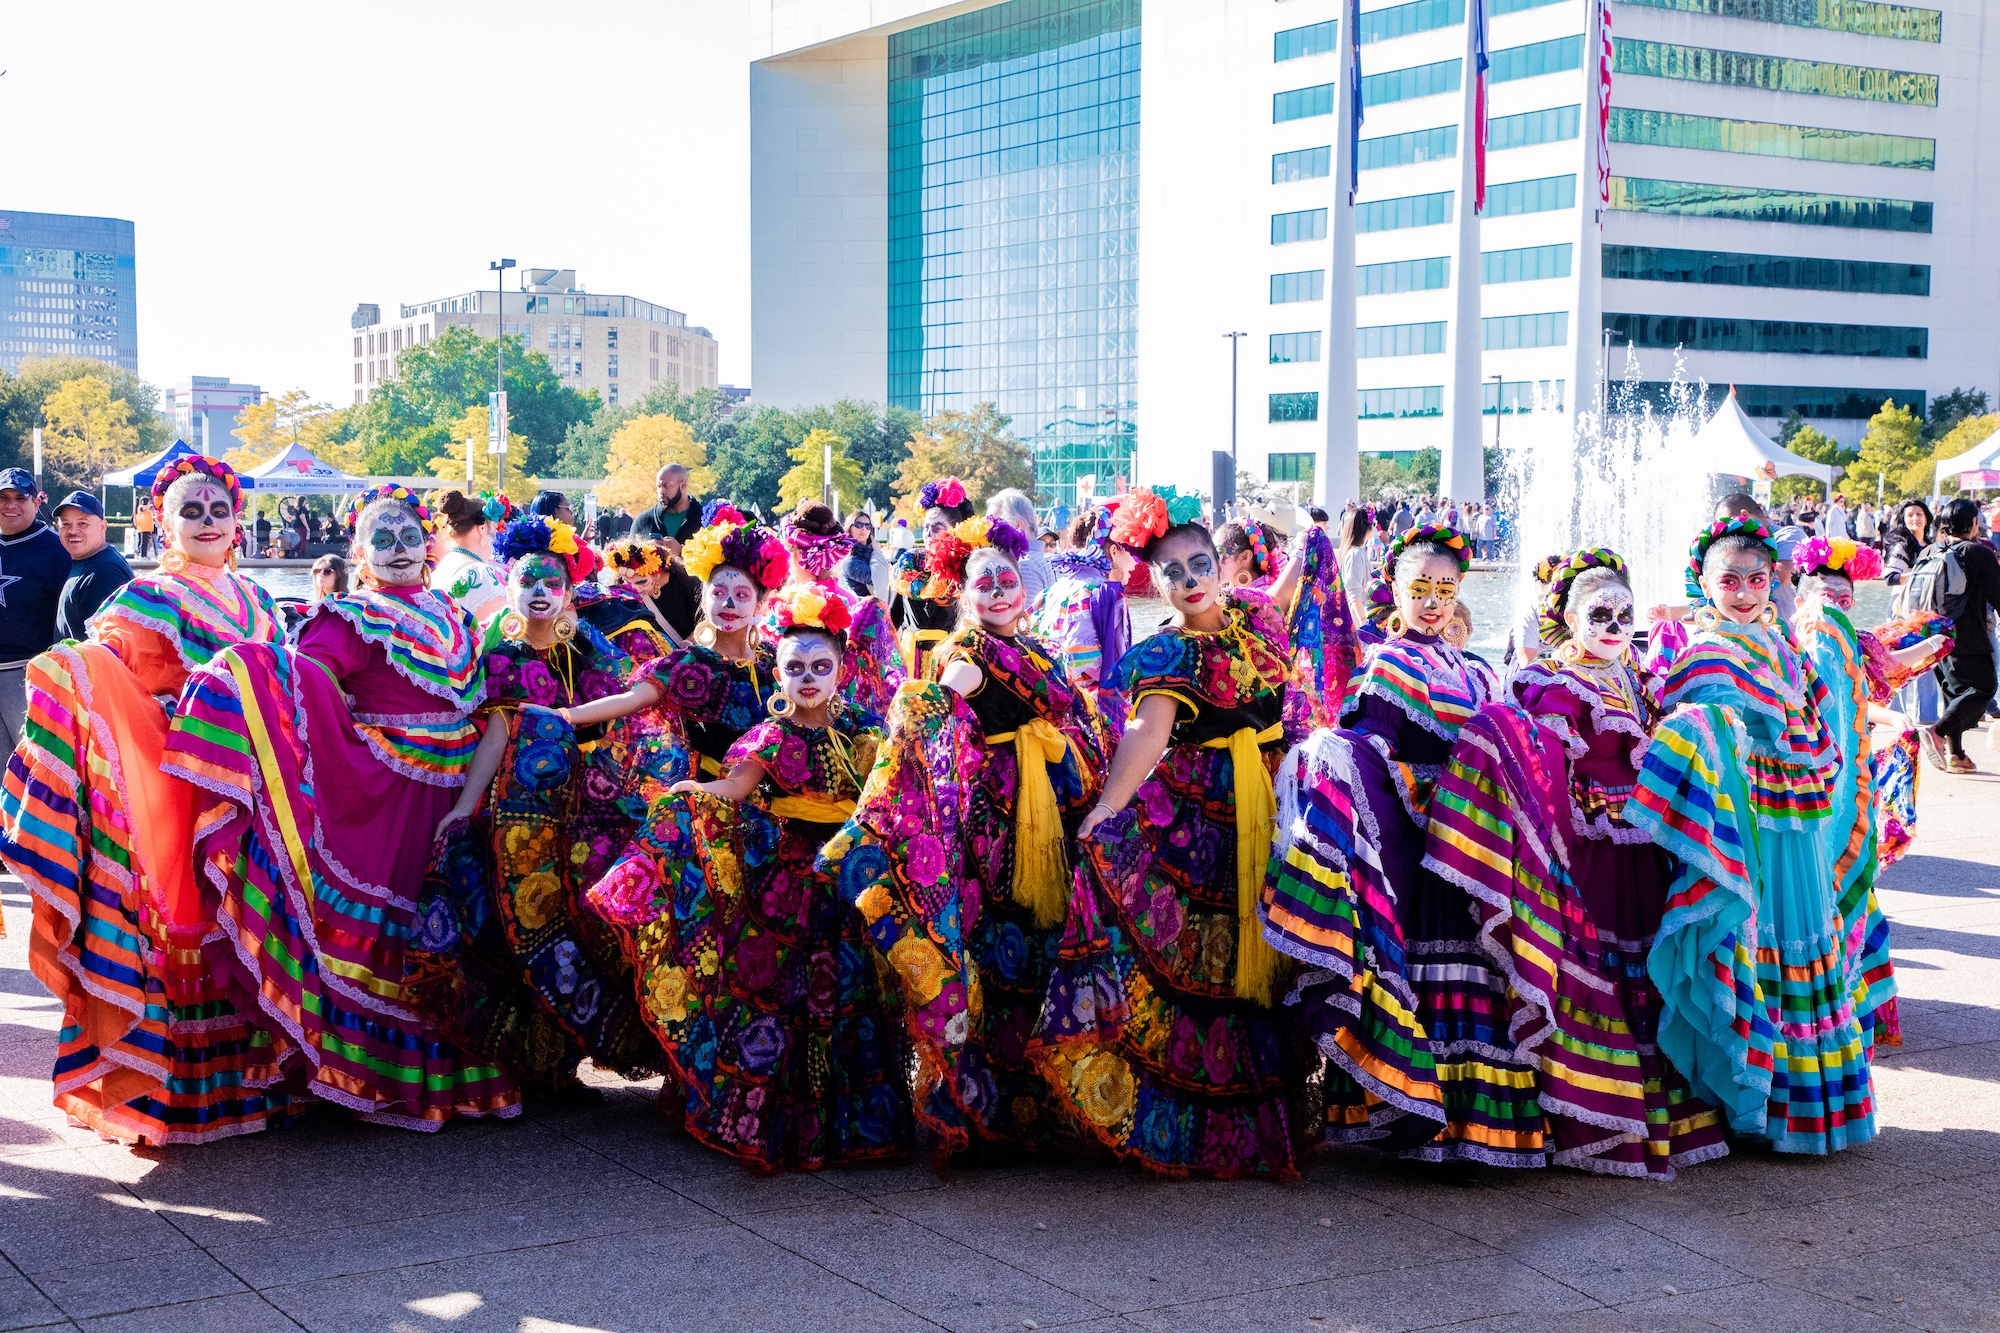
top-left (1910, 497), bottom-right (2000, 773)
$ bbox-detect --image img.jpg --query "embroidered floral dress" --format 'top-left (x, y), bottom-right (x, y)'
top-left (891, 549), bottom-right (960, 681)
top-left (822, 626), bottom-right (1114, 1162)
top-left (407, 625), bottom-right (663, 1083)
top-left (772, 576), bottom-right (903, 717)
top-left (1509, 658), bottom-right (1729, 1177)
top-left (0, 563), bottom-right (289, 1143)
top-left (165, 584), bottom-right (519, 1128)
top-left (575, 582), bottom-right (676, 666)
top-left (588, 707), bottom-right (912, 1171)
top-left (1627, 620), bottom-right (1876, 1154)
top-left (1031, 556), bottom-right (1131, 728)
top-left (1031, 590), bottom-right (1313, 1179)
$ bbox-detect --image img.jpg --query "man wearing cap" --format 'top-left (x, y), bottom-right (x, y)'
top-left (53, 490), bottom-right (134, 641)
top-left (0, 468), bottom-right (69, 750)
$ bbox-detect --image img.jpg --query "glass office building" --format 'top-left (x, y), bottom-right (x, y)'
top-left (0, 211), bottom-right (137, 374)
top-left (886, 0), bottom-right (1140, 503)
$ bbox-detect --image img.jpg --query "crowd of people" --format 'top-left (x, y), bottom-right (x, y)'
top-left (0, 455), bottom-right (1991, 1189)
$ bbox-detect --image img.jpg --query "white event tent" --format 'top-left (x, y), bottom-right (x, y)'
top-left (1930, 428), bottom-right (2000, 498)
top-left (1688, 389), bottom-right (1838, 486)
top-left (238, 442), bottom-right (371, 494)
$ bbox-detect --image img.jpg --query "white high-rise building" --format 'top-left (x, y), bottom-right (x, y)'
top-left (751, 0), bottom-right (1996, 503)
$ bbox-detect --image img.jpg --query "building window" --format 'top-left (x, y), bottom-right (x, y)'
top-left (1272, 208), bottom-right (1329, 244)
top-left (1359, 256), bottom-right (1450, 294)
top-left (1268, 451), bottom-right (1317, 481)
top-left (1273, 146), bottom-right (1333, 183)
top-left (1483, 243), bottom-right (1573, 283)
top-left (1610, 178), bottom-right (1933, 232)
top-left (1484, 379), bottom-right (1565, 413)
top-left (1494, 0), bottom-right (1567, 11)
top-left (352, 336), bottom-right (362, 357)
top-left (607, 327), bottom-right (619, 348)
top-left (1483, 174), bottom-right (1576, 217)
top-left (1275, 20), bottom-right (1336, 61)
top-left (608, 382), bottom-right (619, 403)
top-left (650, 330), bottom-right (660, 353)
top-left (1607, 108), bottom-right (1934, 169)
top-left (1360, 321), bottom-right (1448, 357)
top-left (1275, 82), bottom-right (1335, 123)
top-left (354, 364), bottom-right (363, 384)
top-left (1488, 104), bottom-right (1581, 152)
top-left (1613, 38), bottom-right (1938, 106)
top-left (1359, 124), bottom-right (1458, 171)
top-left (420, 324), bottom-right (429, 342)
top-left (1359, 386), bottom-right (1444, 418)
top-left (1615, 0), bottom-right (1941, 42)
top-left (1605, 314), bottom-right (1927, 358)
top-left (1363, 58), bottom-right (1461, 108)
top-left (1484, 312), bottom-right (1569, 349)
top-left (1491, 35), bottom-right (1583, 84)
top-left (1269, 393), bottom-right (1321, 423)
top-left (1270, 270), bottom-right (1327, 303)
top-left (607, 354), bottom-right (619, 377)
top-left (650, 357), bottom-right (660, 381)
top-left (392, 328), bottom-right (403, 352)
top-left (1270, 331), bottom-right (1323, 363)
top-left (1360, 0), bottom-right (1464, 43)
top-left (548, 327), bottom-right (559, 349)
top-left (1357, 190), bottom-right (1454, 233)
top-left (1603, 245), bottom-right (1930, 296)
top-left (1619, 380), bottom-right (1927, 419)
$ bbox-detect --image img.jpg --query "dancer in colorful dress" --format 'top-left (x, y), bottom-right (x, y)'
top-left (591, 538), bottom-right (683, 662)
top-left (406, 515), bottom-right (662, 1089)
top-left (823, 516), bottom-right (1113, 1162)
top-left (165, 486), bottom-right (519, 1128)
top-left (1507, 550), bottom-right (1729, 1177)
top-left (892, 477), bottom-right (975, 678)
top-left (1031, 506), bottom-right (1133, 728)
top-left (1626, 517), bottom-right (1876, 1154)
top-left (1031, 492), bottom-right (1313, 1179)
top-left (1793, 537), bottom-right (1949, 1054)
top-left (589, 584), bottom-right (911, 1170)
top-left (431, 489), bottom-right (513, 630)
top-left (0, 455), bottom-right (290, 1143)
top-left (778, 499), bottom-right (903, 714)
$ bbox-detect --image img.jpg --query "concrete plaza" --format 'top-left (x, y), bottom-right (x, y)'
top-left (2, 734), bottom-right (1997, 1333)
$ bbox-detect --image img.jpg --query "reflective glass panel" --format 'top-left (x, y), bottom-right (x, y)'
top-left (1483, 378), bottom-right (1565, 413)
top-left (1614, 381), bottom-right (1926, 419)
top-left (1271, 270), bottom-right (1327, 303)
top-left (1488, 104), bottom-right (1580, 152)
top-left (1276, 82), bottom-right (1336, 122)
top-left (1360, 322), bottom-right (1448, 357)
top-left (1269, 392), bottom-right (1321, 422)
top-left (1483, 173), bottom-right (1576, 217)
top-left (1359, 124), bottom-right (1458, 170)
top-left (1359, 0), bottom-right (1464, 43)
top-left (1359, 256), bottom-right (1451, 294)
top-left (1276, 20), bottom-right (1337, 61)
top-left (1482, 243), bottom-right (1572, 283)
top-left (1357, 190), bottom-right (1454, 232)
top-left (1602, 244), bottom-right (1930, 295)
top-left (1613, 38), bottom-right (1937, 105)
top-left (1483, 312), bottom-right (1569, 349)
top-left (1269, 451), bottom-right (1317, 481)
top-left (1609, 178), bottom-right (1932, 232)
top-left (1616, 0), bottom-right (1940, 42)
top-left (1271, 331), bottom-right (1323, 363)
top-left (1491, 35), bottom-right (1583, 84)
top-left (1604, 314), bottom-right (1928, 358)
top-left (1359, 386), bottom-right (1444, 418)
top-left (1273, 145), bottom-right (1333, 182)
top-left (1607, 108), bottom-right (1933, 169)
top-left (1363, 58), bottom-right (1462, 106)
top-left (1493, 0), bottom-right (1567, 12)
top-left (1273, 208), bottom-right (1330, 243)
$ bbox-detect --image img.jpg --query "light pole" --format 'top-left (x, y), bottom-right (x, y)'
top-left (1223, 331), bottom-right (1246, 506)
top-left (1491, 372), bottom-right (1504, 451)
top-left (488, 258), bottom-right (515, 493)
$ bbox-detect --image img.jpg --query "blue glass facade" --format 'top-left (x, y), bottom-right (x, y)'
top-left (888, 0), bottom-right (1141, 504)
top-left (0, 211), bottom-right (137, 374)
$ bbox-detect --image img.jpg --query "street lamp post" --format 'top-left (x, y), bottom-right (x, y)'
top-left (1223, 331), bottom-right (1246, 513)
top-left (488, 258), bottom-right (515, 494)
top-left (1491, 372), bottom-right (1504, 452)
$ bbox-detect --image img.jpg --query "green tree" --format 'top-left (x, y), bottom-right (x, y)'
top-left (554, 402), bottom-right (636, 479)
top-left (1774, 422), bottom-right (1855, 504)
top-left (1842, 399), bottom-right (1932, 502)
top-left (40, 376), bottom-right (144, 493)
top-left (1926, 387), bottom-right (1989, 441)
top-left (712, 405), bottom-right (801, 517)
top-left (785, 399), bottom-right (914, 507)
top-left (228, 388), bottom-right (338, 470)
top-left (895, 404), bottom-right (1035, 506)
top-left (596, 414), bottom-right (716, 512)
top-left (778, 428), bottom-right (864, 510)
top-left (0, 357), bottom-right (171, 476)
top-left (423, 404), bottom-right (532, 497)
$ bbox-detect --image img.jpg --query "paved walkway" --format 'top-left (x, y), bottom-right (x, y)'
top-left (3, 730), bottom-right (1997, 1333)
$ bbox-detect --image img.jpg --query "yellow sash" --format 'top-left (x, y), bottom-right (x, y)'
top-left (698, 753), bottom-right (724, 778)
top-left (768, 794), bottom-right (856, 823)
top-left (1199, 721), bottom-right (1285, 1006)
top-left (985, 717), bottom-right (1076, 929)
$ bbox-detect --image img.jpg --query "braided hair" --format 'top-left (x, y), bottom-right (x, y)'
top-left (1537, 549), bottom-right (1629, 646)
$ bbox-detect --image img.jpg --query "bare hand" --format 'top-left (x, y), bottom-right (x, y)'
top-left (668, 779), bottom-right (706, 796)
top-left (434, 808), bottom-right (473, 844)
top-left (1077, 805), bottom-right (1114, 841)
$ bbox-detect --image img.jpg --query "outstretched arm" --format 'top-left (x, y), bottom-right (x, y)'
top-left (937, 658), bottom-right (984, 698)
top-left (669, 757), bottom-right (764, 802)
top-left (549, 677), bottom-right (664, 728)
top-left (435, 713), bottom-right (513, 841)
top-left (1077, 692), bottom-right (1177, 840)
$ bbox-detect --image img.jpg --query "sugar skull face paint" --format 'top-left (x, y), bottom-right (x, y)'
top-left (965, 549), bottom-right (1023, 631)
top-left (1150, 530), bottom-right (1222, 621)
top-left (776, 630), bottom-right (841, 710)
top-left (1565, 582), bottom-right (1635, 660)
top-left (704, 565), bottom-right (759, 634)
top-left (168, 479), bottom-right (237, 566)
top-left (1394, 554), bottom-right (1462, 635)
top-left (363, 507), bottom-right (428, 586)
top-left (1701, 549), bottom-right (1773, 625)
top-left (509, 553), bottom-right (570, 623)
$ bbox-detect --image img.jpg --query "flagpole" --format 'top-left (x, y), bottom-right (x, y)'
top-left (1443, 0), bottom-right (1488, 503)
top-left (1573, 0), bottom-right (1612, 434)
top-left (1320, 0), bottom-right (1362, 512)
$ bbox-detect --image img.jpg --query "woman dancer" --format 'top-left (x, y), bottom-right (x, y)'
top-left (0, 455), bottom-right (289, 1143)
top-left (590, 585), bottom-right (911, 1170)
top-left (824, 516), bottom-right (1112, 1161)
top-left (1508, 550), bottom-right (1728, 1177)
top-left (592, 538), bottom-right (683, 662)
top-left (431, 489), bottom-right (512, 630)
top-left (165, 486), bottom-right (519, 1128)
top-left (892, 477), bottom-right (976, 678)
top-left (1030, 506), bottom-right (1133, 727)
top-left (1030, 492), bottom-right (1312, 1179)
top-left (407, 514), bottom-right (662, 1089)
top-left (778, 499), bottom-right (903, 715)
top-left (1626, 517), bottom-right (1876, 1153)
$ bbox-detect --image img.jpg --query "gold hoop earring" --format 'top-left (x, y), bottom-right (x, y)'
top-left (1556, 639), bottom-right (1585, 664)
top-left (768, 694), bottom-right (795, 719)
top-left (693, 622), bottom-right (717, 648)
top-left (1692, 605), bottom-right (1720, 632)
top-left (553, 611), bottom-right (579, 643)
top-left (1758, 603), bottom-right (1778, 627)
top-left (1384, 610), bottom-right (1407, 639)
top-left (158, 547), bottom-right (187, 574)
top-left (499, 611), bottom-right (529, 642)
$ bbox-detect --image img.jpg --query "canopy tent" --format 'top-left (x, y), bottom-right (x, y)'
top-left (1688, 390), bottom-right (1838, 485)
top-left (101, 438), bottom-right (202, 489)
top-left (239, 442), bottom-right (370, 494)
top-left (1931, 428), bottom-right (2000, 497)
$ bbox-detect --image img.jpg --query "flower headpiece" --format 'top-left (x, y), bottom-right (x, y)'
top-left (1537, 548), bottom-right (1628, 646)
top-left (604, 539), bottom-right (672, 580)
top-left (150, 454), bottom-right (244, 518)
top-left (1053, 506), bottom-right (1114, 577)
top-left (483, 491), bottom-right (518, 524)
top-left (493, 515), bottom-right (587, 584)
top-left (778, 511), bottom-right (854, 577)
top-left (1364, 523), bottom-right (1471, 628)
top-left (923, 515), bottom-right (1030, 589)
top-left (1158, 487), bottom-right (1205, 527)
top-left (1684, 517), bottom-right (1775, 601)
top-left (684, 519), bottom-right (789, 590)
top-left (763, 582), bottom-right (853, 642)
top-left (917, 476), bottom-right (967, 512)
top-left (1796, 535), bottom-right (1882, 582)
top-left (1108, 490), bottom-right (1170, 554)
top-left (1533, 552), bottom-right (1569, 585)
top-left (346, 484), bottom-right (435, 537)
top-left (700, 499), bottom-right (744, 528)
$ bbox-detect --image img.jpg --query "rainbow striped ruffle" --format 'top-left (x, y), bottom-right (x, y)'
top-left (309, 589), bottom-right (485, 710)
top-left (1343, 638), bottom-right (1490, 740)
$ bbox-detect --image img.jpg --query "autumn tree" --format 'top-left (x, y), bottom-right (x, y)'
top-left (425, 403), bottom-right (532, 497)
top-left (0, 357), bottom-right (170, 477)
top-left (1841, 399), bottom-right (1933, 503)
top-left (777, 428), bottom-right (864, 511)
top-left (894, 404), bottom-right (1035, 508)
top-left (229, 389), bottom-right (338, 470)
top-left (41, 376), bottom-right (143, 494)
top-left (1773, 420), bottom-right (1852, 504)
top-left (1927, 413), bottom-right (2000, 498)
top-left (593, 414), bottom-right (715, 513)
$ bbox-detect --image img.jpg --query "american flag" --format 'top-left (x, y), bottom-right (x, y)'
top-left (1348, 0), bottom-right (1364, 203)
top-left (1595, 0), bottom-right (1614, 220)
top-left (1471, 0), bottom-right (1490, 212)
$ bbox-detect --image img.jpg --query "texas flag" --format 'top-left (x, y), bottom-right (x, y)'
top-left (1472, 0), bottom-right (1490, 213)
